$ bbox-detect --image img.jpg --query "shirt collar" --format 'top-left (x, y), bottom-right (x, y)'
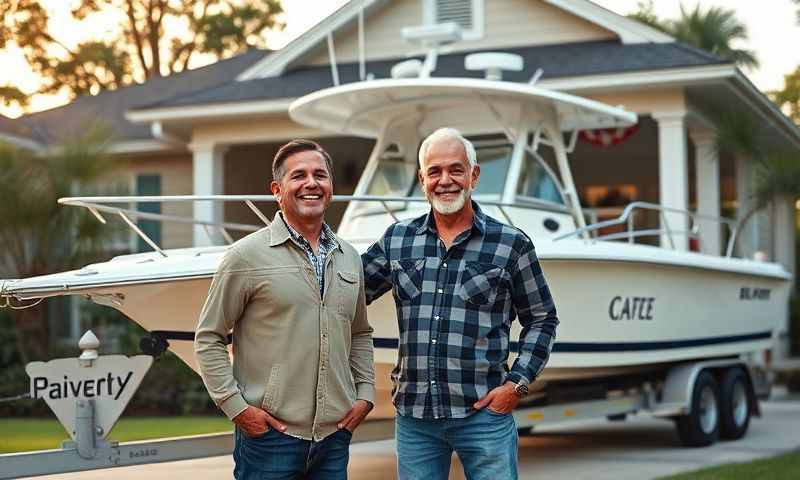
top-left (272, 211), bottom-right (340, 251)
top-left (415, 200), bottom-right (487, 237)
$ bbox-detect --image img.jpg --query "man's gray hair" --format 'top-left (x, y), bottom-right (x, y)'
top-left (418, 128), bottom-right (477, 170)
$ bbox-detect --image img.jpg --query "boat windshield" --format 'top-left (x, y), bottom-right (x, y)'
top-left (365, 140), bottom-right (564, 206)
top-left (366, 141), bottom-right (514, 197)
top-left (516, 151), bottom-right (564, 205)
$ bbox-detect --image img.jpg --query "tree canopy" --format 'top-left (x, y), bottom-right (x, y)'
top-left (627, 1), bottom-right (758, 70)
top-left (2, 0), bottom-right (283, 102)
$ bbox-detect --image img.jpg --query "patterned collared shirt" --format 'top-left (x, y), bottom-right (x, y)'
top-left (280, 213), bottom-right (339, 295)
top-left (362, 202), bottom-right (559, 420)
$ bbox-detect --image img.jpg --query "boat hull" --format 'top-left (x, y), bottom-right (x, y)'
top-left (78, 250), bottom-right (787, 386)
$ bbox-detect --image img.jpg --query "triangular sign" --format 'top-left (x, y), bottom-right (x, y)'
top-left (26, 355), bottom-right (153, 440)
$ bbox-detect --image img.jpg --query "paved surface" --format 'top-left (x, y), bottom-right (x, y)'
top-left (41, 389), bottom-right (800, 480)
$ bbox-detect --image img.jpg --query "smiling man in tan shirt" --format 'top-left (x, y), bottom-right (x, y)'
top-left (195, 139), bottom-right (375, 480)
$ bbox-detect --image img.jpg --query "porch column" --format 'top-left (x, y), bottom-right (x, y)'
top-left (190, 141), bottom-right (228, 246)
top-left (654, 112), bottom-right (689, 250)
top-left (735, 155), bottom-right (765, 258)
top-left (690, 129), bottom-right (721, 255)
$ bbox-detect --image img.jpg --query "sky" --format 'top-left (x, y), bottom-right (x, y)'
top-left (1, 0), bottom-right (798, 118)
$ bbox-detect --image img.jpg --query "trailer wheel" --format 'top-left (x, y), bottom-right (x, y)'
top-left (675, 371), bottom-right (720, 447)
top-left (719, 368), bottom-right (751, 440)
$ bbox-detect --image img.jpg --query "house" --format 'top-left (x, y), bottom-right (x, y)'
top-left (2, 0), bottom-right (799, 351)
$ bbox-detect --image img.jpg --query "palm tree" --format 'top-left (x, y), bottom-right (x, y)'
top-left (0, 125), bottom-right (121, 362)
top-left (627, 2), bottom-right (759, 70)
top-left (670, 4), bottom-right (759, 70)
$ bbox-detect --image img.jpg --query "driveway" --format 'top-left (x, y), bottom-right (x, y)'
top-left (43, 388), bottom-right (800, 480)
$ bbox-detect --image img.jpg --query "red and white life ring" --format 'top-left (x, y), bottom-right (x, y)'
top-left (579, 124), bottom-right (640, 148)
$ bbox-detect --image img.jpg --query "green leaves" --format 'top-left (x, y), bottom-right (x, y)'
top-left (4, 0), bottom-right (284, 100)
top-left (770, 66), bottom-right (800, 124)
top-left (0, 124), bottom-right (119, 277)
top-left (627, 2), bottom-right (759, 70)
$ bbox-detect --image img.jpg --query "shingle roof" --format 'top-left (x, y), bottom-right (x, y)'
top-left (0, 114), bottom-right (38, 143)
top-left (13, 49), bottom-right (271, 144)
top-left (138, 40), bottom-right (727, 110)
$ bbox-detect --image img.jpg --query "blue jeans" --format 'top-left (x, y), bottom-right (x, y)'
top-left (233, 427), bottom-right (352, 479)
top-left (396, 409), bottom-right (518, 480)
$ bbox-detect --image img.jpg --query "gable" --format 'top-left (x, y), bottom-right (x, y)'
top-left (304, 0), bottom-right (617, 66)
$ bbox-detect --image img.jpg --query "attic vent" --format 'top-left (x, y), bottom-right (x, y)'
top-left (435, 0), bottom-right (473, 30)
top-left (424, 0), bottom-right (483, 40)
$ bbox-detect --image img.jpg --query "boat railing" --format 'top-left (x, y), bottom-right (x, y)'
top-left (58, 194), bottom-right (573, 257)
top-left (554, 201), bottom-right (742, 257)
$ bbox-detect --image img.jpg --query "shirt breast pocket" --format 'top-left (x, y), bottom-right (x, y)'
top-left (390, 258), bottom-right (425, 302)
top-left (336, 270), bottom-right (359, 321)
top-left (458, 262), bottom-right (508, 306)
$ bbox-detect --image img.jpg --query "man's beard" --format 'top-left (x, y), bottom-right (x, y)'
top-left (426, 184), bottom-right (472, 215)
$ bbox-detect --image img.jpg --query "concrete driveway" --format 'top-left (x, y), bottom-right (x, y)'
top-left (44, 388), bottom-right (800, 480)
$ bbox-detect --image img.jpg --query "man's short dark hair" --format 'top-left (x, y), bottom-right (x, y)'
top-left (272, 139), bottom-right (334, 183)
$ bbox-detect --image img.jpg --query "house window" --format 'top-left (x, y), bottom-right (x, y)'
top-left (423, 0), bottom-right (484, 41)
top-left (135, 174), bottom-right (162, 253)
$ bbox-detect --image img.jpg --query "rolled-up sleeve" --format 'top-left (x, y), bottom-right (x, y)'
top-left (350, 265), bottom-right (376, 404)
top-left (361, 233), bottom-right (393, 305)
top-left (194, 248), bottom-right (251, 419)
top-left (508, 243), bottom-right (559, 384)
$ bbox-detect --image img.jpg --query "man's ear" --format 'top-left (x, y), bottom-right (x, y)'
top-left (470, 164), bottom-right (481, 189)
top-left (418, 170), bottom-right (425, 189)
top-left (270, 181), bottom-right (281, 201)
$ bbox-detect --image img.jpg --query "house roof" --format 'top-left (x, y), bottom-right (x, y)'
top-left (135, 40), bottom-right (725, 110)
top-left (238, 0), bottom-right (674, 81)
top-left (11, 48), bottom-right (270, 146)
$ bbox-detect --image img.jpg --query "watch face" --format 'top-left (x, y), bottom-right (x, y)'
top-left (515, 383), bottom-right (528, 397)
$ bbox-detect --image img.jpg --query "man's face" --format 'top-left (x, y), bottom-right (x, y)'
top-left (418, 138), bottom-right (480, 215)
top-left (270, 150), bottom-right (333, 224)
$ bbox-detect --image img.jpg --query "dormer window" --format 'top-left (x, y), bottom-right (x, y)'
top-left (423, 0), bottom-right (484, 41)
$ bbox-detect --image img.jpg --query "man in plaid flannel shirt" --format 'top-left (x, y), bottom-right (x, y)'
top-left (362, 128), bottom-right (559, 480)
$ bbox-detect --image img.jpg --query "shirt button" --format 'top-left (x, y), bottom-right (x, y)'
top-left (442, 263), bottom-right (447, 268)
top-left (437, 288), bottom-right (443, 294)
top-left (430, 380), bottom-right (436, 385)
top-left (434, 315), bottom-right (440, 320)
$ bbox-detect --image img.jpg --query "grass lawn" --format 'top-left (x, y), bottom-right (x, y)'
top-left (658, 451), bottom-right (800, 480)
top-left (0, 416), bottom-right (233, 453)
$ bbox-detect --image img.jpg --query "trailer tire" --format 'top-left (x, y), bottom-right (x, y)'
top-left (719, 367), bottom-right (751, 440)
top-left (675, 371), bottom-right (720, 447)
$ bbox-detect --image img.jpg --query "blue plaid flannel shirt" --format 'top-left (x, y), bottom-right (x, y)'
top-left (362, 202), bottom-right (559, 419)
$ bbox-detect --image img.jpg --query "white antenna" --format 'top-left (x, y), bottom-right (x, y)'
top-left (400, 22), bottom-right (463, 78)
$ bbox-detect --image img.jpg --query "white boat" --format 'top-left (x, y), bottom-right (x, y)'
top-left (1, 52), bottom-right (790, 418)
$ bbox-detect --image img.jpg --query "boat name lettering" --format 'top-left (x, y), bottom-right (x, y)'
top-left (31, 372), bottom-right (133, 401)
top-left (609, 296), bottom-right (654, 321)
top-left (739, 287), bottom-right (771, 300)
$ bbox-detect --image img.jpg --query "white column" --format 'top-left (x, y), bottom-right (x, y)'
top-left (191, 141), bottom-right (228, 246)
top-left (690, 130), bottom-right (721, 256)
top-left (654, 112), bottom-right (689, 250)
top-left (774, 194), bottom-right (795, 360)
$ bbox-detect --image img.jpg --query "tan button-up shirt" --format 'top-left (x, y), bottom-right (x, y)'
top-left (194, 213), bottom-right (375, 441)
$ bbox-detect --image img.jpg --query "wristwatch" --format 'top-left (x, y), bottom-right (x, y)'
top-left (512, 381), bottom-right (529, 398)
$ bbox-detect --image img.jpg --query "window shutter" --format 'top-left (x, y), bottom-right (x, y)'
top-left (135, 174), bottom-right (162, 253)
top-left (434, 0), bottom-right (473, 30)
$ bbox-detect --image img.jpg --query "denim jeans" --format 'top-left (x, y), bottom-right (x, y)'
top-left (233, 427), bottom-right (352, 480)
top-left (396, 409), bottom-right (518, 480)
